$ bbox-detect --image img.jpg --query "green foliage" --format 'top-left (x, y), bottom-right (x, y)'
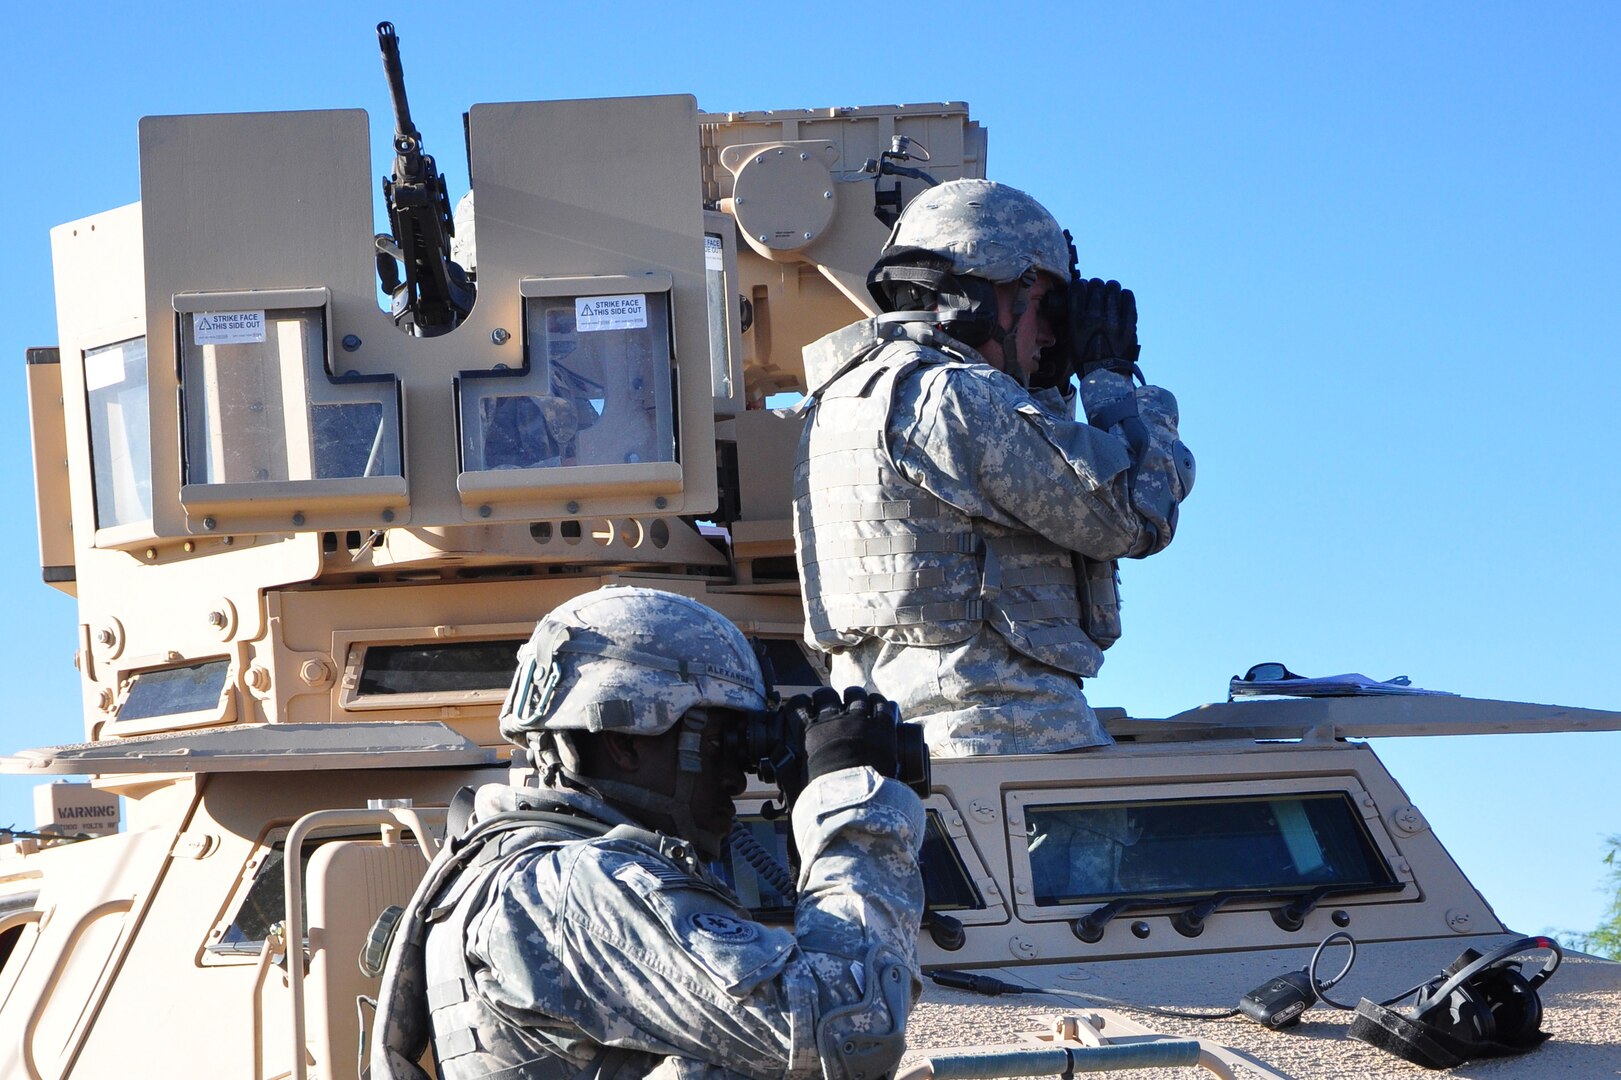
top-left (1558, 834), bottom-right (1621, 960)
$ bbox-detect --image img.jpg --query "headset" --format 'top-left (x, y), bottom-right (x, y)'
top-left (1349, 935), bottom-right (1561, 1069)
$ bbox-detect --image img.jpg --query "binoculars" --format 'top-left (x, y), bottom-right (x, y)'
top-left (721, 688), bottom-right (931, 816)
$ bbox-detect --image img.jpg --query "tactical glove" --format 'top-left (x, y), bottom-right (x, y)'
top-left (1072, 278), bottom-right (1141, 378)
top-left (802, 686), bottom-right (900, 783)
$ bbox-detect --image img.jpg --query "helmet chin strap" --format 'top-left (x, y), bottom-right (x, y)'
top-left (542, 713), bottom-right (728, 860)
top-left (999, 269), bottom-right (1037, 388)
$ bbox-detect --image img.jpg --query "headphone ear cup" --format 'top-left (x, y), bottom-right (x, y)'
top-left (1475, 966), bottom-right (1544, 1046)
top-left (1444, 989), bottom-right (1497, 1044)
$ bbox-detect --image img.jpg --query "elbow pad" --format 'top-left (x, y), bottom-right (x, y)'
top-left (1136, 386), bottom-right (1195, 502)
top-left (816, 945), bottom-right (918, 1080)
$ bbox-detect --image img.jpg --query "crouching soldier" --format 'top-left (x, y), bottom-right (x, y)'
top-left (372, 585), bottom-right (926, 1080)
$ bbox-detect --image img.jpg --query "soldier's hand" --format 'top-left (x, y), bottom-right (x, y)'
top-left (1073, 278), bottom-right (1141, 377)
top-left (803, 686), bottom-right (900, 783)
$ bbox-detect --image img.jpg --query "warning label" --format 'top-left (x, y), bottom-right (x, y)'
top-left (193, 310), bottom-right (266, 345)
top-left (575, 294), bottom-right (648, 333)
top-left (704, 235), bottom-right (724, 272)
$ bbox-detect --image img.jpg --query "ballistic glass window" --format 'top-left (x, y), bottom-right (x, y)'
top-left (1025, 792), bottom-right (1397, 906)
top-left (712, 810), bottom-right (981, 918)
top-left (208, 836), bottom-right (376, 955)
top-left (178, 306), bottom-right (401, 485)
top-left (118, 659), bottom-right (231, 722)
top-left (460, 291), bottom-right (676, 473)
top-left (210, 841), bottom-right (304, 953)
top-left (356, 640), bottom-right (526, 697)
top-left (704, 233), bottom-right (734, 400)
top-left (84, 337), bottom-right (153, 529)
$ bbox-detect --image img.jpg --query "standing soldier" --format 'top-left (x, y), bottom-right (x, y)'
top-left (372, 586), bottom-right (925, 1080)
top-left (794, 180), bottom-right (1195, 756)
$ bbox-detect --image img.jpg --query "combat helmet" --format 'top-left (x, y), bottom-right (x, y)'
top-left (866, 180), bottom-right (1070, 373)
top-left (500, 586), bottom-right (766, 854)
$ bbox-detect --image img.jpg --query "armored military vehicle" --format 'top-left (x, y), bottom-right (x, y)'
top-left (2, 27), bottom-right (1618, 1079)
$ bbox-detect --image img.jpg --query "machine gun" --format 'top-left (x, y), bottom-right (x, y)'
top-left (374, 21), bottom-right (474, 336)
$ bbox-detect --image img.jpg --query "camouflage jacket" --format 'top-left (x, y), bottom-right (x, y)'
top-left (793, 316), bottom-right (1193, 755)
top-left (412, 771), bottom-right (925, 1080)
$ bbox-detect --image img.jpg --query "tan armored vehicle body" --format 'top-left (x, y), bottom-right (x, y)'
top-left (3, 81), bottom-right (1618, 1080)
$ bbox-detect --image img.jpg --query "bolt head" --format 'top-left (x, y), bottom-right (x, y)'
top-left (207, 611), bottom-right (226, 628)
top-left (300, 659), bottom-right (334, 688)
top-left (491, 327), bottom-right (511, 345)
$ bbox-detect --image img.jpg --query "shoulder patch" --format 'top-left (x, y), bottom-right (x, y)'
top-left (688, 911), bottom-right (758, 944)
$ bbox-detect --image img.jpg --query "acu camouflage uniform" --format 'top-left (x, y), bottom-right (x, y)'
top-left (372, 587), bottom-right (926, 1080)
top-left (793, 180), bottom-right (1193, 757)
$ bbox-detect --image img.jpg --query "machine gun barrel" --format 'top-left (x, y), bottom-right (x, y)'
top-left (372, 20), bottom-right (472, 335)
top-left (376, 22), bottom-right (421, 166)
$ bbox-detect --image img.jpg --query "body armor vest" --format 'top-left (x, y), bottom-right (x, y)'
top-left (374, 795), bottom-right (653, 1080)
top-left (794, 324), bottom-right (1103, 678)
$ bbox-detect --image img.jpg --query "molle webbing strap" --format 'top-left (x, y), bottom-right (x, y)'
top-left (996, 566), bottom-right (1075, 588)
top-left (988, 535), bottom-right (1060, 556)
top-left (841, 569), bottom-right (948, 593)
top-left (997, 598), bottom-right (1083, 622)
top-left (552, 639), bottom-right (757, 692)
top-left (807, 498), bottom-right (941, 524)
top-left (801, 429), bottom-right (885, 453)
top-left (798, 530), bottom-right (980, 561)
top-left (435, 1026), bottom-right (478, 1060)
top-left (1019, 624), bottom-right (1092, 647)
top-left (427, 979), bottom-right (469, 1011)
top-left (797, 463), bottom-right (896, 489)
top-left (814, 598), bottom-right (986, 627)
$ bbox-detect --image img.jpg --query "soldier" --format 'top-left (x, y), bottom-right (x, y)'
top-left (372, 585), bottom-right (926, 1080)
top-left (793, 179), bottom-right (1195, 756)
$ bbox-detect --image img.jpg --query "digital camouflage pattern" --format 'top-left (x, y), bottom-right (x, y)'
top-left (500, 586), bottom-right (768, 742)
top-left (794, 317), bottom-right (1193, 757)
top-left (416, 771), bottom-right (925, 1080)
top-left (883, 179), bottom-right (1070, 285)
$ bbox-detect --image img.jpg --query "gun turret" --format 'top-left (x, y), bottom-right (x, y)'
top-left (375, 20), bottom-right (474, 336)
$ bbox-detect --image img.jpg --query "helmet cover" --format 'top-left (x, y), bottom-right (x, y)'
top-left (499, 586), bottom-right (766, 745)
top-left (884, 178), bottom-right (1069, 285)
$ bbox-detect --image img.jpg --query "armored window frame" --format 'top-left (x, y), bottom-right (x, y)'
top-left (335, 623), bottom-right (533, 713)
top-left (173, 287), bottom-right (407, 535)
top-left (81, 335), bottom-right (154, 535)
top-left (452, 273), bottom-right (684, 518)
top-left (203, 827), bottom-right (410, 963)
top-left (702, 211), bottom-right (746, 416)
top-left (1006, 778), bottom-right (1413, 923)
top-left (108, 656), bottom-right (236, 738)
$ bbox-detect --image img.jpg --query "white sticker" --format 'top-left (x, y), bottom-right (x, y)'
top-left (575, 294), bottom-right (647, 333)
top-left (704, 234), bottom-right (724, 272)
top-left (83, 346), bottom-right (126, 392)
top-left (193, 310), bottom-right (266, 345)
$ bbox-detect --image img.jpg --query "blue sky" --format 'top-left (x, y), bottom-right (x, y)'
top-left (1, 2), bottom-right (1617, 939)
